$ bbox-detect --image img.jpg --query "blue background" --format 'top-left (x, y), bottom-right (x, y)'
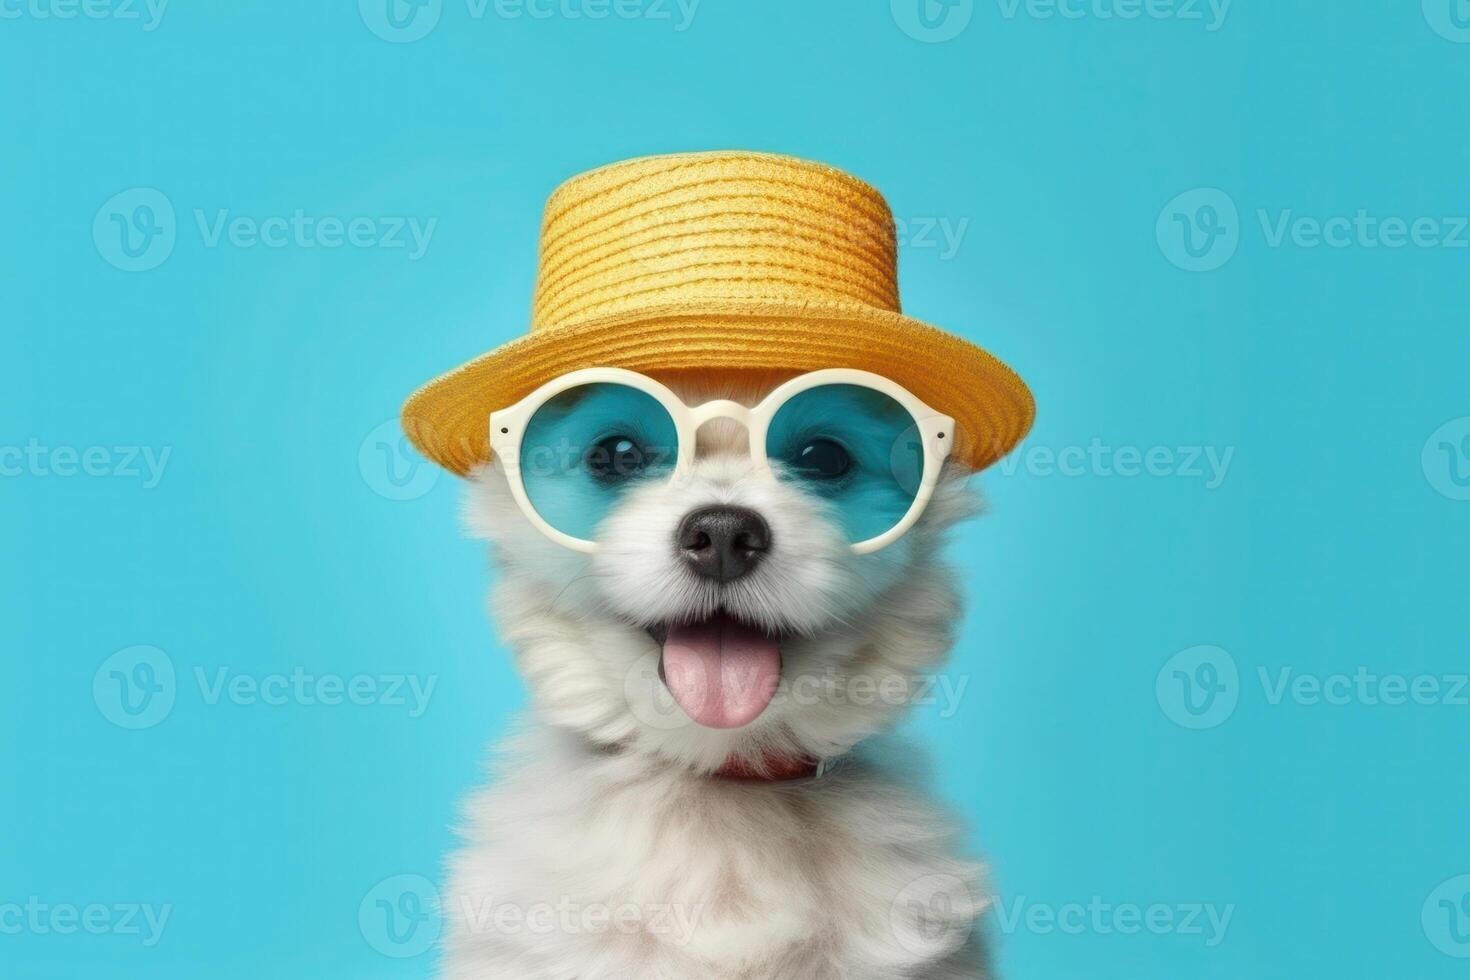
top-left (4, 2), bottom-right (1468, 977)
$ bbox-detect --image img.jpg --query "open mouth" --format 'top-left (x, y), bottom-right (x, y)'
top-left (649, 612), bottom-right (783, 729)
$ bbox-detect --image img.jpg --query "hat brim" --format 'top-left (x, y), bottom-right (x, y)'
top-left (402, 298), bottom-right (1034, 476)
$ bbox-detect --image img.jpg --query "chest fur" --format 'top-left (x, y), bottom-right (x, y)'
top-left (442, 757), bottom-right (985, 979)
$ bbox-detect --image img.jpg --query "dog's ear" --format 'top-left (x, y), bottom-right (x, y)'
top-left (462, 461), bottom-right (589, 592)
top-left (915, 465), bottom-right (985, 538)
top-left (461, 462), bottom-right (517, 542)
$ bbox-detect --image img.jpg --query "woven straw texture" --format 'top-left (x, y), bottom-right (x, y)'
top-left (402, 151), bottom-right (1034, 475)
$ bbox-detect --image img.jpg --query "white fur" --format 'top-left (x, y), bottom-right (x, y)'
top-left (442, 374), bottom-right (993, 978)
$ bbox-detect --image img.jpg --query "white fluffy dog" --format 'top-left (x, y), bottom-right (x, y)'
top-left (441, 371), bottom-right (993, 979)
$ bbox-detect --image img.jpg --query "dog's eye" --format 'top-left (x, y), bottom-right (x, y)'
top-left (790, 438), bottom-right (851, 480)
top-left (584, 435), bottom-right (648, 482)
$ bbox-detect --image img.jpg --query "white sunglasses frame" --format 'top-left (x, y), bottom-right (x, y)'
top-left (488, 367), bottom-right (955, 555)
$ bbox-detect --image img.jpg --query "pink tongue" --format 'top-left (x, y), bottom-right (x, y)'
top-left (661, 614), bottom-right (781, 729)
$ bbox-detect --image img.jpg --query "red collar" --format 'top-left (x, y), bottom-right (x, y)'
top-left (595, 741), bottom-right (837, 783)
top-left (714, 753), bottom-right (829, 782)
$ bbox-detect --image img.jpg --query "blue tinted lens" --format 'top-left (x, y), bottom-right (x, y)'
top-left (765, 384), bottom-right (923, 543)
top-left (520, 383), bottom-right (678, 540)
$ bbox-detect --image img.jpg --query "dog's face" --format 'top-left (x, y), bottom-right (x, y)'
top-left (466, 370), bottom-right (976, 774)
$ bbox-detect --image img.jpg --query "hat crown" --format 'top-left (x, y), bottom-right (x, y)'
top-left (530, 153), bottom-right (901, 332)
top-left (402, 150), bottom-right (1034, 480)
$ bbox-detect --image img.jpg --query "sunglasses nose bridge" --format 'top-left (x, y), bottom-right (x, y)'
top-left (688, 399), bottom-right (752, 431)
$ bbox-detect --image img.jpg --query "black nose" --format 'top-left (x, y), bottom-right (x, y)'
top-left (676, 506), bottom-right (771, 582)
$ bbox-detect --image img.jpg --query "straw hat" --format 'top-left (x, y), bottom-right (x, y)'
top-left (402, 151), bottom-right (1033, 475)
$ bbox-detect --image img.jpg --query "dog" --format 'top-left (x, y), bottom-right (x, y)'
top-left (438, 369), bottom-right (993, 979)
top-left (401, 150), bottom-right (1033, 979)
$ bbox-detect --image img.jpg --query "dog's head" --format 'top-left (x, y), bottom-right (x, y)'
top-left (466, 370), bottom-right (977, 774)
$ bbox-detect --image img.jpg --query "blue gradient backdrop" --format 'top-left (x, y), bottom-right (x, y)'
top-left (4, 2), bottom-right (1468, 977)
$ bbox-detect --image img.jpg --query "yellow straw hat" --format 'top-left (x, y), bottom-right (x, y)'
top-left (403, 151), bottom-right (1034, 475)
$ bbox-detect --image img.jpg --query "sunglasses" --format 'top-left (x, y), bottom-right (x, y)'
top-left (489, 368), bottom-right (955, 554)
